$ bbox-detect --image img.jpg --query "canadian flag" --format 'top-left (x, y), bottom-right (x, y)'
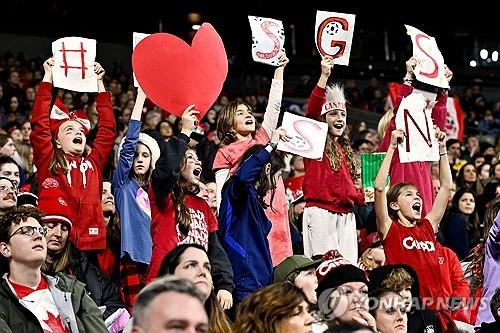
top-left (386, 82), bottom-right (464, 140)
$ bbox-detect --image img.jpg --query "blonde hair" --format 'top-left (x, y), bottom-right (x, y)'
top-left (42, 241), bottom-right (72, 273)
top-left (378, 108), bottom-right (394, 140)
top-left (381, 268), bottom-right (414, 292)
top-left (48, 138), bottom-right (70, 175)
top-left (324, 128), bottom-right (359, 179)
top-left (14, 142), bottom-right (34, 175)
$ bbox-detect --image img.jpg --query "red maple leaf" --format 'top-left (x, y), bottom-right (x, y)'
top-left (43, 311), bottom-right (69, 333)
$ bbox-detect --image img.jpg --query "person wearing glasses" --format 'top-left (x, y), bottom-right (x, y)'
top-left (0, 177), bottom-right (17, 215)
top-left (0, 206), bottom-right (107, 332)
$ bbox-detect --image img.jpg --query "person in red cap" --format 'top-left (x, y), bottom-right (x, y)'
top-left (30, 57), bottom-right (116, 252)
top-left (38, 183), bottom-right (129, 332)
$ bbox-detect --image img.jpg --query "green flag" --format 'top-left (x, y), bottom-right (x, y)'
top-left (361, 153), bottom-right (389, 202)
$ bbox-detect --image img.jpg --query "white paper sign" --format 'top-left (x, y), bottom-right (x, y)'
top-left (314, 10), bottom-right (356, 66)
top-left (133, 32), bottom-right (151, 87)
top-left (277, 112), bottom-right (328, 160)
top-left (396, 93), bottom-right (439, 163)
top-left (406, 25), bottom-right (449, 89)
top-left (248, 16), bottom-right (285, 66)
top-left (52, 37), bottom-right (97, 92)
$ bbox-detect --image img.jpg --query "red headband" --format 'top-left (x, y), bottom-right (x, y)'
top-left (49, 98), bottom-right (91, 137)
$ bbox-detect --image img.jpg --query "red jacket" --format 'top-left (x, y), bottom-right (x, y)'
top-left (303, 85), bottom-right (364, 213)
top-left (31, 82), bottom-right (116, 250)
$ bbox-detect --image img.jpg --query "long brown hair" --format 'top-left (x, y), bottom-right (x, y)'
top-left (466, 200), bottom-right (500, 294)
top-left (48, 138), bottom-right (70, 175)
top-left (172, 148), bottom-right (199, 235)
top-left (42, 238), bottom-right (72, 273)
top-left (233, 282), bottom-right (307, 333)
top-left (323, 126), bottom-right (358, 179)
top-left (216, 100), bottom-right (255, 146)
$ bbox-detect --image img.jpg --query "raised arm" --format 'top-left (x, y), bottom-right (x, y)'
top-left (88, 63), bottom-right (117, 169)
top-left (31, 58), bottom-right (56, 170)
top-left (112, 88), bottom-right (146, 188)
top-left (261, 52), bottom-right (288, 137)
top-left (306, 56), bottom-right (332, 121)
top-left (432, 65), bottom-right (453, 131)
top-left (425, 128), bottom-right (452, 231)
top-left (234, 128), bottom-right (289, 185)
top-left (374, 129), bottom-right (405, 238)
top-left (151, 106), bottom-right (197, 201)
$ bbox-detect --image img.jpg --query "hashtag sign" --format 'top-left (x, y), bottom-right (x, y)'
top-left (59, 42), bottom-right (88, 79)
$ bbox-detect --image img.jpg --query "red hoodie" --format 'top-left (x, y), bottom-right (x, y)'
top-left (303, 85), bottom-right (364, 213)
top-left (31, 82), bottom-right (116, 250)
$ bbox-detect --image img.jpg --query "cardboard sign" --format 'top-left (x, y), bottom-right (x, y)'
top-left (395, 93), bottom-right (440, 163)
top-left (248, 16), bottom-right (285, 66)
top-left (315, 10), bottom-right (356, 66)
top-left (361, 153), bottom-right (388, 202)
top-left (132, 23), bottom-right (228, 119)
top-left (132, 32), bottom-right (151, 88)
top-left (277, 112), bottom-right (328, 160)
top-left (406, 25), bottom-right (449, 89)
top-left (52, 37), bottom-right (97, 92)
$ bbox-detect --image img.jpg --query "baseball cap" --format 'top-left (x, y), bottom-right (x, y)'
top-left (274, 255), bottom-right (322, 283)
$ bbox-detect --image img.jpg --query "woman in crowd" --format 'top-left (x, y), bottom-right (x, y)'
top-left (157, 243), bottom-right (232, 333)
top-left (368, 289), bottom-right (408, 333)
top-left (233, 282), bottom-right (314, 333)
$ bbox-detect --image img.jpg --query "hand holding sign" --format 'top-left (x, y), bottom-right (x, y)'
top-left (277, 112), bottom-right (328, 160)
top-left (315, 10), bottom-right (356, 66)
top-left (405, 25), bottom-right (449, 89)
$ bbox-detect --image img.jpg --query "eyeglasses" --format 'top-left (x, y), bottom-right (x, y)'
top-left (8, 226), bottom-right (47, 241)
top-left (0, 184), bottom-right (17, 195)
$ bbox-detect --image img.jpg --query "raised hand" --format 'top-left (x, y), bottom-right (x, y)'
top-left (390, 129), bottom-right (405, 149)
top-left (42, 57), bottom-right (55, 83)
top-left (405, 57), bottom-right (418, 79)
top-left (270, 127), bottom-right (291, 146)
top-left (94, 62), bottom-right (105, 80)
top-left (321, 55), bottom-right (334, 78)
top-left (181, 105), bottom-right (200, 136)
top-left (444, 65), bottom-right (453, 83)
top-left (277, 50), bottom-right (289, 68)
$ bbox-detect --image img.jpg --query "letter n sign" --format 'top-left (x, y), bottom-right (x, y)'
top-left (395, 93), bottom-right (439, 163)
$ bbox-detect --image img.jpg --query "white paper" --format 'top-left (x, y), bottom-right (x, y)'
top-left (133, 32), bottom-right (151, 87)
top-left (248, 16), bottom-right (285, 66)
top-left (406, 25), bottom-right (449, 89)
top-left (277, 112), bottom-right (328, 160)
top-left (314, 10), bottom-right (356, 66)
top-left (52, 37), bottom-right (97, 92)
top-left (395, 93), bottom-right (440, 163)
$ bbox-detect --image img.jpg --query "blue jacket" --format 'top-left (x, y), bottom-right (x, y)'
top-left (112, 120), bottom-right (152, 264)
top-left (219, 147), bottom-right (273, 301)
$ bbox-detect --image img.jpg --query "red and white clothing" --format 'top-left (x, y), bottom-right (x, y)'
top-left (379, 84), bottom-right (448, 216)
top-left (383, 219), bottom-right (454, 330)
top-left (147, 192), bottom-right (218, 280)
top-left (214, 79), bottom-right (292, 266)
top-left (9, 277), bottom-right (69, 333)
top-left (302, 85), bottom-right (364, 262)
top-left (31, 82), bottom-right (116, 251)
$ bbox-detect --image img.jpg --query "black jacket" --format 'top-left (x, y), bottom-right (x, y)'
top-left (479, 321), bottom-right (500, 333)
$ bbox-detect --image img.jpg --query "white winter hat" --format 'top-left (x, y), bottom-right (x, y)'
top-left (116, 133), bottom-right (161, 170)
top-left (321, 84), bottom-right (347, 116)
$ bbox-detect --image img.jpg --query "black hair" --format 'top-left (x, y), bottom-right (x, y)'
top-left (157, 243), bottom-right (207, 278)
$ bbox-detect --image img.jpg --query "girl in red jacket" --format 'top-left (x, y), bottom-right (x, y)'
top-left (302, 56), bottom-right (364, 263)
top-left (31, 57), bottom-right (116, 252)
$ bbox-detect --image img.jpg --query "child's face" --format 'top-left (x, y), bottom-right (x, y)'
top-left (133, 143), bottom-right (152, 176)
top-left (233, 104), bottom-right (255, 136)
top-left (392, 186), bottom-right (422, 221)
top-left (181, 150), bottom-right (202, 185)
top-left (56, 120), bottom-right (86, 156)
top-left (325, 109), bottom-right (346, 137)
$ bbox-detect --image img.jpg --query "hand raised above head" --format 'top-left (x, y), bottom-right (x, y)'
top-left (321, 55), bottom-right (334, 77)
top-left (94, 62), bottom-right (105, 80)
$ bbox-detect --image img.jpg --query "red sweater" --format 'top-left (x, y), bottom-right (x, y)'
top-left (31, 82), bottom-right (116, 250)
top-left (303, 85), bottom-right (364, 213)
top-left (147, 191), bottom-right (218, 281)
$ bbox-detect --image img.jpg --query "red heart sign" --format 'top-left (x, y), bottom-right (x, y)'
top-left (132, 23), bottom-right (228, 119)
